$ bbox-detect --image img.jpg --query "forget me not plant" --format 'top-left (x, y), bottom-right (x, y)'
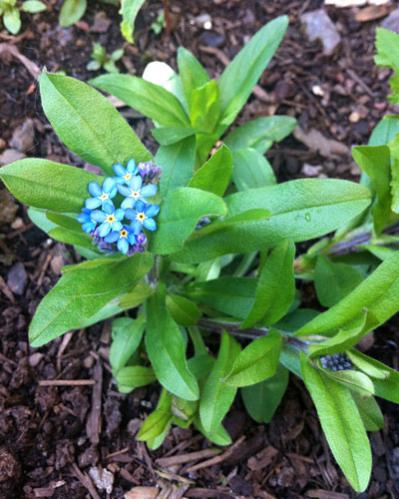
top-left (78, 159), bottom-right (161, 255)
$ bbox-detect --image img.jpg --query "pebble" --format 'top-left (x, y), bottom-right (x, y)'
top-left (381, 8), bottom-right (399, 33)
top-left (10, 119), bottom-right (35, 153)
top-left (0, 190), bottom-right (18, 225)
top-left (301, 9), bottom-right (341, 56)
top-left (0, 149), bottom-right (25, 166)
top-left (7, 263), bottom-right (27, 296)
top-left (199, 30), bottom-right (225, 48)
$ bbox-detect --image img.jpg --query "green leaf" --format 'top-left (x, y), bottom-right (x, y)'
top-left (232, 148), bottom-right (276, 191)
top-left (177, 47), bottom-right (210, 104)
top-left (296, 252), bottom-right (399, 337)
top-left (137, 390), bottom-right (172, 442)
top-left (166, 294), bottom-right (201, 326)
top-left (22, 0), bottom-right (46, 13)
top-left (0, 158), bottom-right (101, 213)
top-left (308, 312), bottom-right (368, 358)
top-left (151, 127), bottom-right (196, 146)
top-left (224, 115), bottom-right (296, 154)
top-left (241, 364), bottom-right (289, 423)
top-left (145, 287), bottom-right (199, 401)
top-left (200, 332), bottom-right (241, 434)
top-left (120, 0), bottom-right (146, 43)
top-left (3, 8), bottom-right (21, 34)
top-left (369, 115), bottom-right (399, 146)
top-left (90, 74), bottom-right (189, 127)
top-left (151, 187), bottom-right (226, 254)
top-left (59, 0), bottom-right (86, 27)
top-left (242, 240), bottom-right (295, 328)
top-left (188, 277), bottom-right (257, 320)
top-left (218, 16), bottom-right (288, 126)
top-left (375, 28), bottom-right (399, 72)
top-left (29, 253), bottom-right (153, 347)
top-left (116, 366), bottom-right (156, 393)
top-left (173, 179), bottom-right (371, 263)
top-left (324, 370), bottom-right (375, 398)
top-left (156, 136), bottom-right (196, 196)
top-left (110, 315), bottom-right (145, 372)
top-left (48, 227), bottom-right (94, 249)
top-left (314, 255), bottom-right (364, 308)
top-left (188, 144), bottom-right (232, 196)
top-left (225, 330), bottom-right (282, 387)
top-left (353, 145), bottom-right (392, 232)
top-left (301, 355), bottom-right (371, 493)
top-left (352, 393), bottom-right (384, 432)
top-left (40, 72), bottom-right (151, 175)
top-left (194, 416), bottom-right (232, 446)
top-left (189, 80), bottom-right (221, 133)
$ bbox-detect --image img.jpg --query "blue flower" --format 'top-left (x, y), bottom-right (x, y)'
top-left (125, 200), bottom-right (160, 233)
top-left (104, 225), bottom-right (136, 255)
top-left (113, 159), bottom-right (138, 185)
top-left (85, 178), bottom-right (117, 210)
top-left (91, 203), bottom-right (125, 237)
top-left (118, 174), bottom-right (158, 209)
top-left (77, 208), bottom-right (97, 234)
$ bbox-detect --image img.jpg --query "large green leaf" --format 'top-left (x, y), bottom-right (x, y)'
top-left (173, 179), bottom-right (371, 263)
top-left (166, 294), bottom-right (201, 326)
top-left (188, 144), bottom-right (232, 196)
top-left (150, 187), bottom-right (227, 254)
top-left (232, 148), bottom-right (276, 191)
top-left (29, 253), bottom-right (153, 347)
top-left (40, 72), bottom-right (151, 175)
top-left (188, 277), bottom-right (257, 320)
top-left (110, 315), bottom-right (145, 372)
top-left (301, 356), bottom-right (372, 493)
top-left (116, 366), bottom-right (156, 393)
top-left (0, 159), bottom-right (100, 213)
top-left (225, 330), bottom-right (282, 387)
top-left (145, 287), bottom-right (199, 401)
top-left (218, 16), bottom-right (288, 126)
top-left (242, 240), bottom-right (295, 328)
top-left (177, 47), bottom-right (210, 104)
top-left (120, 0), bottom-right (146, 43)
top-left (189, 80), bottom-right (221, 133)
top-left (353, 393), bottom-right (384, 432)
top-left (224, 115), bottom-right (296, 154)
top-left (241, 364), bottom-right (289, 423)
top-left (369, 115), bottom-right (399, 146)
top-left (296, 252), bottom-right (399, 337)
top-left (314, 255), bottom-right (364, 308)
top-left (353, 145), bottom-right (392, 232)
top-left (156, 136), bottom-right (196, 196)
top-left (90, 74), bottom-right (189, 127)
top-left (199, 332), bottom-right (241, 433)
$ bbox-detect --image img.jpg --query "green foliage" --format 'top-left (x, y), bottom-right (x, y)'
top-left (0, 0), bottom-right (45, 34)
top-left (3, 19), bottom-right (399, 494)
top-left (87, 43), bottom-right (124, 74)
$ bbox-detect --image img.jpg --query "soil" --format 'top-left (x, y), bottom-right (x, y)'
top-left (1, 0), bottom-right (399, 497)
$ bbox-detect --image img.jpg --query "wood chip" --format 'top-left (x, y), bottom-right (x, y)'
top-left (185, 436), bottom-right (245, 473)
top-left (156, 448), bottom-right (221, 467)
top-left (38, 379), bottom-right (95, 386)
top-left (294, 127), bottom-right (350, 159)
top-left (86, 360), bottom-right (103, 445)
top-left (125, 486), bottom-right (159, 499)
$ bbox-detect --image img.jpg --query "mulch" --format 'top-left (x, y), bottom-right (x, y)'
top-left (1, 0), bottom-right (399, 497)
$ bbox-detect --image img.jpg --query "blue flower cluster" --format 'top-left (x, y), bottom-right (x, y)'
top-left (77, 159), bottom-right (161, 255)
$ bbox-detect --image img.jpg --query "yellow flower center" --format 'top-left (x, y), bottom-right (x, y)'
top-left (130, 190), bottom-right (140, 199)
top-left (136, 212), bottom-right (146, 223)
top-left (120, 229), bottom-right (128, 238)
top-left (100, 193), bottom-right (109, 201)
top-left (106, 215), bottom-right (116, 223)
top-left (124, 173), bottom-right (132, 181)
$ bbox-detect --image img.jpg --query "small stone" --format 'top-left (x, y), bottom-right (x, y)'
top-left (199, 30), bottom-right (225, 48)
top-left (11, 217), bottom-right (23, 230)
top-left (7, 263), bottom-right (27, 296)
top-left (0, 139), bottom-right (6, 150)
top-left (28, 353), bottom-right (44, 367)
top-left (0, 149), bottom-right (25, 166)
top-left (89, 467), bottom-right (114, 494)
top-left (301, 9), bottom-right (341, 56)
top-left (91, 11), bottom-right (111, 33)
top-left (381, 8), bottom-right (399, 34)
top-left (302, 164), bottom-right (322, 177)
top-left (0, 190), bottom-right (18, 226)
top-left (10, 119), bottom-right (35, 153)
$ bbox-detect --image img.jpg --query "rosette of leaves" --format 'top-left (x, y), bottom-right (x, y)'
top-left (0, 0), bottom-right (45, 34)
top-left (87, 43), bottom-right (124, 73)
top-left (2, 16), bottom-right (399, 494)
top-left (59, 0), bottom-right (147, 44)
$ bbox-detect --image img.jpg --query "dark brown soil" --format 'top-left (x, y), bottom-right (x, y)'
top-left (1, 1), bottom-right (399, 497)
